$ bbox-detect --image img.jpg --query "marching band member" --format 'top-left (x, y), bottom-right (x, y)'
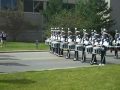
top-left (74, 28), bottom-right (82, 61)
top-left (46, 28), bottom-right (54, 52)
top-left (90, 33), bottom-right (100, 65)
top-left (50, 28), bottom-right (57, 53)
top-left (51, 28), bottom-right (61, 55)
top-left (75, 28), bottom-right (81, 43)
top-left (89, 30), bottom-right (95, 44)
top-left (114, 30), bottom-right (120, 45)
top-left (66, 28), bottom-right (76, 59)
top-left (80, 29), bottom-right (90, 62)
top-left (99, 28), bottom-right (109, 65)
top-left (81, 29), bottom-right (89, 45)
top-left (60, 28), bottom-right (66, 42)
top-left (89, 30), bottom-right (97, 45)
top-left (112, 30), bottom-right (120, 58)
top-left (54, 29), bottom-right (61, 56)
top-left (59, 28), bottom-right (68, 56)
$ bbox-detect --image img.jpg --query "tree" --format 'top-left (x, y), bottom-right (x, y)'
top-left (76, 0), bottom-right (114, 32)
top-left (43, 0), bottom-right (63, 21)
top-left (44, 0), bottom-right (114, 36)
top-left (48, 9), bottom-right (84, 30)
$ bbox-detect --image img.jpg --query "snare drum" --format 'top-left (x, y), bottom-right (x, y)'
top-left (106, 45), bottom-right (114, 50)
top-left (86, 45), bottom-right (93, 54)
top-left (51, 41), bottom-right (60, 48)
top-left (68, 43), bottom-right (75, 50)
top-left (75, 44), bottom-right (84, 51)
top-left (114, 46), bottom-right (120, 51)
top-left (93, 47), bottom-right (101, 54)
top-left (60, 42), bottom-right (68, 49)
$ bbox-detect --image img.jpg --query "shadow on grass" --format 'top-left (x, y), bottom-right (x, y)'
top-left (0, 79), bottom-right (36, 84)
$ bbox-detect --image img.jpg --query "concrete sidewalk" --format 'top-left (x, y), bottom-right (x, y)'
top-left (0, 51), bottom-right (120, 73)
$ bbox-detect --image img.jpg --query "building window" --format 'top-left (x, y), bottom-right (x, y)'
top-left (24, 0), bottom-right (33, 12)
top-left (33, 1), bottom-right (43, 12)
top-left (1, 0), bottom-right (17, 10)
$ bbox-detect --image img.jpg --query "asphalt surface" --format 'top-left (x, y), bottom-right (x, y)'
top-left (0, 51), bottom-right (120, 73)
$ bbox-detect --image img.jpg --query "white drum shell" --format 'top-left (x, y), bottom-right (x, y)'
top-left (75, 44), bottom-right (84, 51)
top-left (51, 41), bottom-right (60, 48)
top-left (60, 42), bottom-right (68, 49)
top-left (93, 47), bottom-right (101, 54)
top-left (68, 43), bottom-right (75, 50)
top-left (86, 45), bottom-right (93, 53)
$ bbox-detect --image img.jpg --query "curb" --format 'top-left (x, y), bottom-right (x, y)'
top-left (0, 65), bottom-right (97, 74)
top-left (0, 50), bottom-right (49, 53)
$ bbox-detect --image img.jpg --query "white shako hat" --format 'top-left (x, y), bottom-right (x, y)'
top-left (51, 27), bottom-right (54, 31)
top-left (103, 28), bottom-right (106, 32)
top-left (94, 30), bottom-right (97, 33)
top-left (75, 28), bottom-right (77, 30)
top-left (61, 28), bottom-right (64, 32)
top-left (83, 29), bottom-right (86, 32)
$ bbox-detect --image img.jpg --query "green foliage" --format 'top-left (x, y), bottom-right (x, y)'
top-left (44, 0), bottom-right (114, 33)
top-left (0, 65), bottom-right (120, 90)
top-left (47, 9), bottom-right (84, 32)
top-left (0, 42), bottom-right (49, 51)
top-left (76, 0), bottom-right (114, 32)
top-left (43, 0), bottom-right (63, 21)
top-left (17, 0), bottom-right (24, 11)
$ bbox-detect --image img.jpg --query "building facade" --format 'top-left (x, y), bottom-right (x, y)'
top-left (111, 0), bottom-right (120, 31)
top-left (23, 0), bottom-right (120, 31)
top-left (0, 0), bottom-right (120, 41)
top-left (0, 0), bottom-right (17, 10)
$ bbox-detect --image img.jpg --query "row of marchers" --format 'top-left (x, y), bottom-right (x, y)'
top-left (45, 28), bottom-right (120, 65)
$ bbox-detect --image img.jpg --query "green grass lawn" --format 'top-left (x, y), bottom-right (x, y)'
top-left (0, 42), bottom-right (49, 51)
top-left (0, 65), bottom-right (120, 90)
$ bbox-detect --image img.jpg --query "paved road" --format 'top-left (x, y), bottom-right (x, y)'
top-left (0, 51), bottom-right (120, 73)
